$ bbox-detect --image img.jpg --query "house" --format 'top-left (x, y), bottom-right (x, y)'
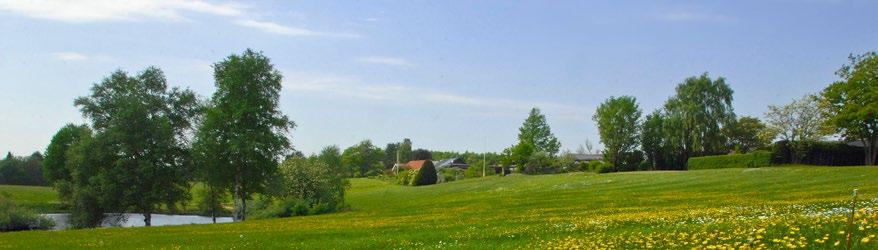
top-left (572, 153), bottom-right (602, 164)
top-left (433, 158), bottom-right (469, 170)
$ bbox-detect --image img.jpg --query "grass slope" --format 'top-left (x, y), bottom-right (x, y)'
top-left (1, 166), bottom-right (877, 249)
top-left (0, 185), bottom-right (60, 213)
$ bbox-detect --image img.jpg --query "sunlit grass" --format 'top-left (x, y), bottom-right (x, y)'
top-left (0, 165), bottom-right (876, 249)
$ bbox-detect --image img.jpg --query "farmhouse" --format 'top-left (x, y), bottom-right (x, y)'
top-left (572, 153), bottom-right (603, 164)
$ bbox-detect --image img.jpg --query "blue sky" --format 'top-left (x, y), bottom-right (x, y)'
top-left (1, 0), bottom-right (876, 156)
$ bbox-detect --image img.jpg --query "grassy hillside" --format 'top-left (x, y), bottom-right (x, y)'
top-left (0, 185), bottom-right (61, 212)
top-left (1, 166), bottom-right (877, 249)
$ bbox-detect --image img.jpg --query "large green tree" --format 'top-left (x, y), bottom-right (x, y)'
top-left (822, 52), bottom-right (878, 165)
top-left (192, 49), bottom-right (295, 221)
top-left (316, 145), bottom-right (343, 176)
top-left (723, 116), bottom-right (769, 153)
top-left (518, 108), bottom-right (561, 155)
top-left (340, 140), bottom-right (384, 177)
top-left (398, 138), bottom-right (413, 163)
top-left (663, 73), bottom-right (736, 168)
top-left (74, 67), bottom-right (199, 226)
top-left (593, 96), bottom-right (642, 169)
top-left (641, 110), bottom-right (665, 170)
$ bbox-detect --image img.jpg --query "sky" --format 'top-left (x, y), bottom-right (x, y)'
top-left (1, 0), bottom-right (876, 156)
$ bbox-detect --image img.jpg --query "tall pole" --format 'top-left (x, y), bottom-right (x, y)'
top-left (482, 137), bottom-right (487, 177)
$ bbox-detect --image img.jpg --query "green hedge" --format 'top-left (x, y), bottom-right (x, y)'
top-left (687, 151), bottom-right (771, 170)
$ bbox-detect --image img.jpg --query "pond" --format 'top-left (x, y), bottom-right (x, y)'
top-left (41, 213), bottom-right (233, 230)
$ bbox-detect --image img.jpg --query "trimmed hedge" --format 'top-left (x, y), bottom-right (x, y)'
top-left (771, 141), bottom-right (864, 166)
top-left (687, 151), bottom-right (771, 170)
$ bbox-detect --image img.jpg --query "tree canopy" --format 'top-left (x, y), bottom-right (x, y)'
top-left (594, 96), bottom-right (642, 170)
top-left (192, 49), bottom-right (295, 221)
top-left (663, 73), bottom-right (736, 167)
top-left (518, 108), bottom-right (561, 155)
top-left (822, 51), bottom-right (878, 165)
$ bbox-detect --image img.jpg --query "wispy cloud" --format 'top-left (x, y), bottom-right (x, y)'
top-left (0, 0), bottom-right (244, 23)
top-left (355, 56), bottom-right (414, 67)
top-left (282, 71), bottom-right (587, 121)
top-left (52, 52), bottom-right (88, 61)
top-left (233, 19), bottom-right (359, 38)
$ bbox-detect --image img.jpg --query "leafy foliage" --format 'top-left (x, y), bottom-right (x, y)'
top-left (412, 149), bottom-right (432, 161)
top-left (687, 151), bottom-right (771, 170)
top-left (274, 157), bottom-right (348, 212)
top-left (73, 66), bottom-right (199, 226)
top-left (518, 108), bottom-right (561, 155)
top-left (192, 49), bottom-right (295, 221)
top-left (341, 140), bottom-right (384, 177)
top-left (0, 195), bottom-right (54, 232)
top-left (771, 141), bottom-right (864, 166)
top-left (662, 73), bottom-right (736, 167)
top-left (0, 152), bottom-right (45, 186)
top-left (822, 51), bottom-right (878, 165)
top-left (411, 161), bottom-right (437, 186)
top-left (764, 94), bottom-right (828, 164)
top-left (594, 96), bottom-right (642, 170)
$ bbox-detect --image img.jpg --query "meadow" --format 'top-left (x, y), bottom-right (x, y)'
top-left (0, 165), bottom-right (876, 249)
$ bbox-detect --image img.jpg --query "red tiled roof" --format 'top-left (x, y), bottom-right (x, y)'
top-left (406, 160), bottom-right (427, 170)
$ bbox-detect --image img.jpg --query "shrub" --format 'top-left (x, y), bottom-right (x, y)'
top-left (687, 151), bottom-right (772, 170)
top-left (0, 195), bottom-right (54, 232)
top-left (397, 169), bottom-right (416, 185)
top-left (411, 161), bottom-right (437, 186)
top-left (771, 141), bottom-right (864, 166)
top-left (438, 168), bottom-right (464, 183)
top-left (251, 198), bottom-right (310, 219)
top-left (259, 157), bottom-right (349, 218)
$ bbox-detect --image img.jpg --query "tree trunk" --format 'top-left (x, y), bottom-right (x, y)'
top-left (240, 193), bottom-right (247, 221)
top-left (233, 176), bottom-right (243, 221)
top-left (144, 212), bottom-right (151, 227)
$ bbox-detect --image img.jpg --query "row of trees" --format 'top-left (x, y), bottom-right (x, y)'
top-left (0, 152), bottom-right (45, 186)
top-left (42, 49), bottom-right (304, 228)
top-left (595, 51), bottom-right (878, 171)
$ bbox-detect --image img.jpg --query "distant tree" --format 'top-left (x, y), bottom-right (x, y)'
top-left (340, 140), bottom-right (384, 177)
top-left (412, 149), bottom-right (432, 161)
top-left (663, 73), bottom-right (736, 168)
top-left (641, 110), bottom-right (665, 170)
top-left (594, 96), bottom-right (642, 170)
top-left (277, 157), bottom-right (349, 210)
top-left (316, 145), bottom-right (343, 176)
top-left (411, 160), bottom-right (437, 186)
top-left (764, 94), bottom-right (828, 163)
top-left (576, 144), bottom-right (586, 155)
top-left (822, 52), bottom-right (878, 165)
top-left (518, 108), bottom-right (561, 155)
top-left (74, 67), bottom-right (199, 226)
top-left (43, 124), bottom-right (91, 200)
top-left (502, 141), bottom-right (535, 173)
top-left (398, 138), bottom-right (413, 163)
top-left (724, 116), bottom-right (769, 153)
top-left (192, 49), bottom-right (295, 222)
top-left (585, 139), bottom-right (594, 154)
top-left (383, 142), bottom-right (399, 169)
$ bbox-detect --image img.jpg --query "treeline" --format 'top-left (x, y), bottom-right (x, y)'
top-left (595, 51), bottom-right (878, 172)
top-left (0, 152), bottom-right (45, 186)
top-left (41, 49), bottom-right (344, 229)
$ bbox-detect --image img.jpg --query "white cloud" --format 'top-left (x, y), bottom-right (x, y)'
top-left (52, 52), bottom-right (88, 61)
top-left (0, 0), bottom-right (244, 23)
top-left (234, 19), bottom-right (360, 38)
top-left (355, 56), bottom-right (414, 67)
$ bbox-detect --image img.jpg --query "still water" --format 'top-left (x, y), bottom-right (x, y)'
top-left (41, 213), bottom-right (233, 230)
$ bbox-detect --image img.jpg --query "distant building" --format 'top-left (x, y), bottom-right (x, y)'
top-left (572, 153), bottom-right (603, 164)
top-left (433, 158), bottom-right (469, 170)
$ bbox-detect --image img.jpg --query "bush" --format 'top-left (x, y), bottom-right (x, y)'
top-left (438, 168), bottom-right (464, 183)
top-left (411, 161), bottom-right (437, 186)
top-left (397, 169), bottom-right (416, 185)
top-left (258, 157), bottom-right (349, 218)
top-left (771, 141), bottom-right (864, 166)
top-left (687, 151), bottom-right (771, 170)
top-left (251, 198), bottom-right (310, 219)
top-left (0, 195), bottom-right (54, 232)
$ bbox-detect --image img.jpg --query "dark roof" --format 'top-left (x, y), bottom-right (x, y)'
top-left (434, 158), bottom-right (468, 169)
top-left (572, 154), bottom-right (602, 161)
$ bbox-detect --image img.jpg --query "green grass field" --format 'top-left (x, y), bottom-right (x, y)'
top-left (1, 166), bottom-right (877, 249)
top-left (0, 185), bottom-right (62, 213)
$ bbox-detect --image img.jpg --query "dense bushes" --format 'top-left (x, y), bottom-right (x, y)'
top-left (771, 141), bottom-right (864, 166)
top-left (411, 161), bottom-right (437, 186)
top-left (253, 157), bottom-right (348, 219)
top-left (0, 195), bottom-right (54, 232)
top-left (687, 151), bottom-right (771, 170)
